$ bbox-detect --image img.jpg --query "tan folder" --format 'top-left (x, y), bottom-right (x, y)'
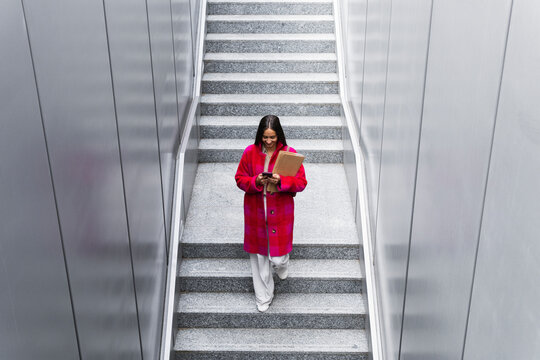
top-left (267, 149), bottom-right (305, 193)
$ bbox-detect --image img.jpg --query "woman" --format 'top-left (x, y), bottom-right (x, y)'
top-left (235, 115), bottom-right (307, 312)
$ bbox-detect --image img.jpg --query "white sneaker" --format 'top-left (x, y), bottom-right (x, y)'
top-left (256, 296), bottom-right (273, 312)
top-left (277, 267), bottom-right (288, 280)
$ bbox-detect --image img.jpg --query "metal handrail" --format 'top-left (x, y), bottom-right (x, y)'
top-left (159, 0), bottom-right (207, 358)
top-left (333, 0), bottom-right (384, 359)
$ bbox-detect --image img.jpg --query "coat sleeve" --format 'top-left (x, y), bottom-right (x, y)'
top-left (235, 147), bottom-right (264, 193)
top-left (277, 147), bottom-right (307, 193)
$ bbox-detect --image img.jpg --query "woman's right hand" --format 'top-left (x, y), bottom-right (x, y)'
top-left (256, 173), bottom-right (267, 186)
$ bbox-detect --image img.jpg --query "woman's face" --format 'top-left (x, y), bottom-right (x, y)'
top-left (262, 128), bottom-right (278, 152)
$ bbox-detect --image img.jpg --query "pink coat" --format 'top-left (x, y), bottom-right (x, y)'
top-left (235, 142), bottom-right (307, 256)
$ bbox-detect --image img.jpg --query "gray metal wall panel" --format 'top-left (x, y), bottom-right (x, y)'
top-left (359, 0), bottom-right (392, 240)
top-left (373, 1), bottom-right (432, 359)
top-left (189, 0), bottom-right (201, 59)
top-left (339, 0), bottom-right (349, 74)
top-left (0, 2), bottom-right (79, 358)
top-left (147, 0), bottom-right (181, 250)
top-left (171, 0), bottom-right (195, 132)
top-left (103, 1), bottom-right (168, 359)
top-left (344, 0), bottom-right (368, 124)
top-left (400, 1), bottom-right (512, 359)
top-left (464, 1), bottom-right (540, 358)
top-left (22, 1), bottom-right (142, 358)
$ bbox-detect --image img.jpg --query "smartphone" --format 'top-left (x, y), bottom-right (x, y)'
top-left (262, 172), bottom-right (273, 178)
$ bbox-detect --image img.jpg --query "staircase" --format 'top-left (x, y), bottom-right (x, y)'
top-left (174, 0), bottom-right (369, 358)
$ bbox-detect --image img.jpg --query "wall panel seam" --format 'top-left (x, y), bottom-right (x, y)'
top-left (372, 2), bottom-right (393, 354)
top-left (101, 2), bottom-right (144, 358)
top-left (167, 0), bottom-right (182, 260)
top-left (169, 0), bottom-right (182, 129)
top-left (188, 0), bottom-right (196, 77)
top-left (460, 1), bottom-right (515, 359)
top-left (145, 0), bottom-right (170, 258)
top-left (397, 1), bottom-right (435, 358)
top-left (358, 0), bottom-right (370, 130)
top-left (374, 0), bottom-right (393, 238)
top-left (19, 1), bottom-right (82, 358)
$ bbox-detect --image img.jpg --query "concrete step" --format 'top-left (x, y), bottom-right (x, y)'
top-left (181, 236), bottom-right (360, 260)
top-left (207, 0), bottom-right (334, 16)
top-left (198, 138), bottom-right (343, 163)
top-left (207, 15), bottom-right (334, 33)
top-left (200, 94), bottom-right (341, 116)
top-left (202, 73), bottom-right (339, 94)
top-left (205, 33), bottom-right (335, 53)
top-left (176, 292), bottom-right (366, 329)
top-left (176, 258), bottom-right (363, 293)
top-left (199, 115), bottom-right (342, 139)
top-left (175, 328), bottom-right (368, 360)
top-left (204, 52), bottom-right (337, 73)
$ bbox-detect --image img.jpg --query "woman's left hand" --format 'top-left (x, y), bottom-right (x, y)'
top-left (268, 174), bottom-right (281, 185)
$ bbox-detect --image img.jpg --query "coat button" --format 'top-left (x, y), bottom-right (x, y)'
top-left (270, 210), bottom-right (275, 215)
top-left (272, 229), bottom-right (276, 233)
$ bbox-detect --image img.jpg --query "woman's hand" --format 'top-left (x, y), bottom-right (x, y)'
top-left (256, 173), bottom-right (268, 186)
top-left (267, 174), bottom-right (281, 185)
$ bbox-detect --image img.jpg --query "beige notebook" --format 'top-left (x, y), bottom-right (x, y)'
top-left (267, 149), bottom-right (305, 193)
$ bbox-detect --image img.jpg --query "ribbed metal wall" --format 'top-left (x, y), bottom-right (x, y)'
top-left (356, 0), bottom-right (392, 246)
top-left (0, 1), bottom-right (80, 358)
top-left (368, 1), bottom-right (432, 358)
top-left (0, 0), bottom-right (197, 358)
top-left (463, 1), bottom-right (540, 358)
top-left (400, 1), bottom-right (511, 358)
top-left (341, 0), bottom-right (539, 359)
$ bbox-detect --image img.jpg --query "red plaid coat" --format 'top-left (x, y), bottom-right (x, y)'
top-left (235, 142), bottom-right (307, 256)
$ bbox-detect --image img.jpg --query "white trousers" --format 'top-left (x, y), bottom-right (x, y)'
top-left (249, 182), bottom-right (290, 307)
top-left (249, 252), bottom-right (289, 307)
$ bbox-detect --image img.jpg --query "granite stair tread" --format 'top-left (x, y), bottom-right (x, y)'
top-left (200, 115), bottom-right (341, 126)
top-left (178, 258), bottom-right (362, 279)
top-left (204, 52), bottom-right (337, 61)
top-left (208, 0), bottom-right (333, 4)
top-left (206, 33), bottom-right (335, 41)
top-left (200, 122), bottom-right (342, 139)
top-left (181, 228), bottom-right (359, 246)
top-left (174, 328), bottom-right (368, 353)
top-left (207, 0), bottom-right (334, 17)
top-left (207, 14), bottom-right (335, 34)
top-left (203, 52), bottom-right (338, 73)
top-left (207, 14), bottom-right (334, 21)
top-left (199, 138), bottom-right (343, 150)
top-left (179, 225), bottom-right (361, 259)
top-left (202, 72), bottom-right (338, 82)
top-left (177, 292), bottom-right (365, 314)
top-left (201, 93), bottom-right (341, 103)
top-left (198, 139), bottom-right (343, 162)
top-left (199, 115), bottom-right (342, 139)
top-left (201, 72), bottom-right (339, 94)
